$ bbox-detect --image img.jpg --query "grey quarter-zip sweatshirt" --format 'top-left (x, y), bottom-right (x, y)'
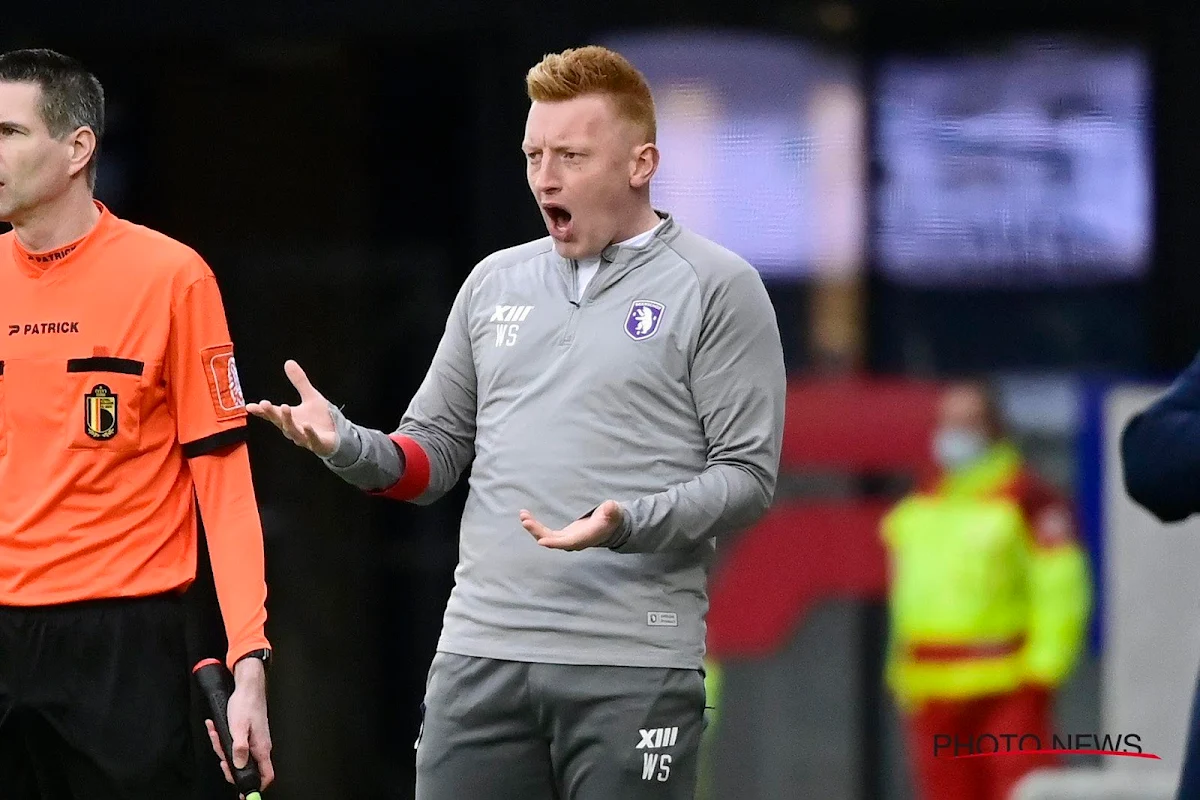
top-left (323, 212), bottom-right (785, 669)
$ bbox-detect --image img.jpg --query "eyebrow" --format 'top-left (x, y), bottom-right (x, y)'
top-left (0, 121), bottom-right (30, 133)
top-left (523, 143), bottom-right (587, 153)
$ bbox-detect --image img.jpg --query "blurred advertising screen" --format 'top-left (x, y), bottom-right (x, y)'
top-left (874, 36), bottom-right (1152, 287)
top-left (602, 31), bottom-right (866, 281)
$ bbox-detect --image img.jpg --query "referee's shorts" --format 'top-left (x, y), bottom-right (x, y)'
top-left (0, 592), bottom-right (193, 799)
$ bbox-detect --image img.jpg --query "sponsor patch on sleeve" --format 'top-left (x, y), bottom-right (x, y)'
top-left (201, 343), bottom-right (246, 420)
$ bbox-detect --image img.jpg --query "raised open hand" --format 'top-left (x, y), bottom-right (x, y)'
top-left (246, 360), bottom-right (337, 457)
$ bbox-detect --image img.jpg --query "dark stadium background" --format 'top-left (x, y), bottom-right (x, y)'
top-left (5, 0), bottom-right (1199, 797)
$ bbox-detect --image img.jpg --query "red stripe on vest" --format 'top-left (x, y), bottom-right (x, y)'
top-left (909, 636), bottom-right (1027, 662)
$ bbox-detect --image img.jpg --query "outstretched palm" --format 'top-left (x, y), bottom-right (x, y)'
top-left (246, 360), bottom-right (338, 457)
top-left (520, 500), bottom-right (625, 551)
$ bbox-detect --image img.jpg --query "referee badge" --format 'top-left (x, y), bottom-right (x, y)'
top-left (84, 383), bottom-right (118, 440)
top-left (201, 343), bottom-right (247, 421)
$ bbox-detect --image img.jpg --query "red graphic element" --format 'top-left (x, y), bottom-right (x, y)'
top-left (706, 377), bottom-right (944, 659)
top-left (779, 376), bottom-right (945, 471)
top-left (706, 501), bottom-right (891, 657)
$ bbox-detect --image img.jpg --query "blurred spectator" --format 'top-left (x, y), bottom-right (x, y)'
top-left (881, 381), bottom-right (1091, 800)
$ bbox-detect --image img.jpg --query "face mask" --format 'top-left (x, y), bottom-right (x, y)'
top-left (932, 428), bottom-right (988, 471)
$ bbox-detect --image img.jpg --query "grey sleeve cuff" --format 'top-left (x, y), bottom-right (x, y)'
top-left (323, 403), bottom-right (363, 468)
top-left (319, 404), bottom-right (405, 492)
top-left (604, 503), bottom-right (635, 551)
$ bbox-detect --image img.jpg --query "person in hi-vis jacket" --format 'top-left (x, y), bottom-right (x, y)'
top-left (884, 381), bottom-right (1091, 800)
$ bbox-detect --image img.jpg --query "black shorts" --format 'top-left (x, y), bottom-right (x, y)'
top-left (0, 592), bottom-right (194, 800)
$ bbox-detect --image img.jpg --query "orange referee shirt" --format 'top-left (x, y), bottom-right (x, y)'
top-left (0, 202), bottom-right (269, 668)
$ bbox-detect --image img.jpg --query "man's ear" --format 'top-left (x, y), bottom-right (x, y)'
top-left (66, 126), bottom-right (97, 181)
top-left (630, 142), bottom-right (660, 189)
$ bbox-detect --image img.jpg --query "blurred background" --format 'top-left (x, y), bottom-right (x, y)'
top-left (6, 0), bottom-right (1200, 797)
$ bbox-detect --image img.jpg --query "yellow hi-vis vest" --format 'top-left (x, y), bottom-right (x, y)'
top-left (882, 443), bottom-right (1091, 708)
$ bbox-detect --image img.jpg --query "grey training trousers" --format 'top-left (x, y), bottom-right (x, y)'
top-left (415, 653), bottom-right (708, 800)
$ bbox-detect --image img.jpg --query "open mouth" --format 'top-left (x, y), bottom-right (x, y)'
top-left (542, 203), bottom-right (573, 238)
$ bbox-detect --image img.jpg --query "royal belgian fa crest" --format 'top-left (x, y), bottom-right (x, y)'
top-left (84, 383), bottom-right (118, 440)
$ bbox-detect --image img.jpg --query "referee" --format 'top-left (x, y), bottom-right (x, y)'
top-left (0, 49), bottom-right (274, 798)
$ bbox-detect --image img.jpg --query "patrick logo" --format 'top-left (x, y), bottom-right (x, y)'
top-left (625, 300), bottom-right (665, 341)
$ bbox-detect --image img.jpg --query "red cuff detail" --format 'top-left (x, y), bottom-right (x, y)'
top-left (370, 434), bottom-right (431, 501)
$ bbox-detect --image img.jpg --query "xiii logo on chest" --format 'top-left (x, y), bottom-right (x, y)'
top-left (490, 304), bottom-right (534, 348)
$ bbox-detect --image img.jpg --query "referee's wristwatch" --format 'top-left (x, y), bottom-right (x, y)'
top-left (235, 648), bottom-right (273, 674)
